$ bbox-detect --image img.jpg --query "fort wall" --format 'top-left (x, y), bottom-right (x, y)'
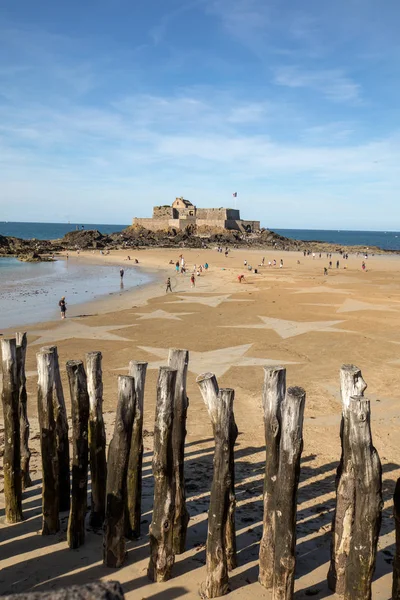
top-left (133, 200), bottom-right (260, 232)
top-left (152, 206), bottom-right (173, 219)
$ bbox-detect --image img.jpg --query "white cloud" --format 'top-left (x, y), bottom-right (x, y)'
top-left (273, 66), bottom-right (361, 103)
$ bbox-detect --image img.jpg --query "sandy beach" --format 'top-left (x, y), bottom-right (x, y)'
top-left (1, 246), bottom-right (400, 599)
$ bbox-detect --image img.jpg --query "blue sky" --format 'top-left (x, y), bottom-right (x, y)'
top-left (1, 0), bottom-right (399, 229)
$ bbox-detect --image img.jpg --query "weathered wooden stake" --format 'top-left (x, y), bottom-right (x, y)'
top-left (103, 375), bottom-right (136, 567)
top-left (393, 478), bottom-right (400, 600)
top-left (168, 348), bottom-right (190, 555)
top-left (41, 345), bottom-right (70, 511)
top-left (16, 332), bottom-right (31, 489)
top-left (125, 360), bottom-right (148, 540)
top-left (86, 351), bottom-right (107, 528)
top-left (37, 350), bottom-right (59, 534)
top-left (197, 373), bottom-right (235, 598)
top-left (1, 338), bottom-right (23, 523)
top-left (66, 360), bottom-right (89, 549)
top-left (272, 386), bottom-right (306, 600)
top-left (148, 366), bottom-right (177, 583)
top-left (328, 364), bottom-right (367, 593)
top-left (259, 365), bottom-right (286, 589)
top-left (343, 396), bottom-right (382, 600)
top-left (226, 392), bottom-right (238, 572)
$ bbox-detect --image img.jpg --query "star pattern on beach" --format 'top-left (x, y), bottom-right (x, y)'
top-left (336, 298), bottom-right (398, 314)
top-left (290, 286), bottom-right (352, 295)
top-left (133, 309), bottom-right (194, 321)
top-left (116, 344), bottom-right (298, 378)
top-left (222, 316), bottom-right (352, 339)
top-left (29, 320), bottom-right (137, 346)
top-left (166, 294), bottom-right (252, 308)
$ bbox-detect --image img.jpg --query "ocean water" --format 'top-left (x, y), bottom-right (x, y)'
top-left (274, 229), bottom-right (400, 251)
top-left (0, 257), bottom-right (152, 330)
top-left (0, 222), bottom-right (127, 240)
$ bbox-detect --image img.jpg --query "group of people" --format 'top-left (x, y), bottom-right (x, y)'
top-left (166, 255), bottom-right (209, 292)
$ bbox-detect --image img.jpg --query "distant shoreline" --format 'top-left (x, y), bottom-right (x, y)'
top-left (1, 222), bottom-right (400, 253)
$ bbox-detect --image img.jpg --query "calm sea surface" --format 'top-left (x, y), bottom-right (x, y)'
top-left (0, 222), bottom-right (127, 240)
top-left (274, 229), bottom-right (400, 251)
top-left (1, 222), bottom-right (400, 251)
top-left (0, 257), bottom-right (152, 330)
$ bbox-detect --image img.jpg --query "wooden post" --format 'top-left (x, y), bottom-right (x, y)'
top-left (103, 375), bottom-right (136, 568)
top-left (125, 360), bottom-right (148, 540)
top-left (168, 348), bottom-right (190, 555)
top-left (393, 478), bottom-right (400, 600)
top-left (148, 366), bottom-right (177, 583)
top-left (41, 345), bottom-right (70, 511)
top-left (344, 396), bottom-right (382, 600)
top-left (1, 338), bottom-right (23, 523)
top-left (16, 332), bottom-right (31, 489)
top-left (197, 373), bottom-right (235, 598)
top-left (86, 351), bottom-right (107, 528)
top-left (272, 386), bottom-right (306, 600)
top-left (259, 365), bottom-right (286, 588)
top-left (226, 404), bottom-right (238, 572)
top-left (37, 350), bottom-right (60, 535)
top-left (328, 364), bottom-right (367, 593)
top-left (66, 360), bottom-right (89, 549)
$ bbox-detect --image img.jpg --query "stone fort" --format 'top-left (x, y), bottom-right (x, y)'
top-left (133, 197), bottom-right (260, 233)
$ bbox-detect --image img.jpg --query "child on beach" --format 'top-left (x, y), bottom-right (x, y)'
top-left (190, 274), bottom-right (195, 288)
top-left (59, 297), bottom-right (67, 319)
top-left (166, 277), bottom-right (172, 293)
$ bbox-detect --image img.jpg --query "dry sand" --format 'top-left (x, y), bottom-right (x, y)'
top-left (1, 246), bottom-right (400, 599)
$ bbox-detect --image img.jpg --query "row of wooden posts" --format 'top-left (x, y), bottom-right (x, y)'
top-left (0, 335), bottom-right (399, 599)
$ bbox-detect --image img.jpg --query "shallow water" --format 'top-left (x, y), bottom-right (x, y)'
top-left (0, 258), bottom-right (152, 329)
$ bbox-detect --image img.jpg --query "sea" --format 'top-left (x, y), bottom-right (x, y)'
top-left (0, 251), bottom-right (152, 330)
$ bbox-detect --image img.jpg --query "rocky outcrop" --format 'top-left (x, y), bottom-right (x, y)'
top-left (0, 227), bottom-right (392, 255)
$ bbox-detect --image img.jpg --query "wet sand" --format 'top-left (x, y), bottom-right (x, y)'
top-left (1, 246), bottom-right (399, 599)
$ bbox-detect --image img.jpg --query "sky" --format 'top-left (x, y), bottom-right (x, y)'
top-left (0, 0), bottom-right (399, 229)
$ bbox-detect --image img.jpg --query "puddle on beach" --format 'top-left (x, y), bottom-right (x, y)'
top-left (0, 257), bottom-right (152, 330)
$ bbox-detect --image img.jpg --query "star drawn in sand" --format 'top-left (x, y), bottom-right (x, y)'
top-left (133, 309), bottom-right (193, 321)
top-left (222, 316), bottom-right (353, 339)
top-left (116, 344), bottom-right (298, 378)
top-left (29, 320), bottom-right (137, 346)
top-left (166, 294), bottom-right (252, 308)
top-left (290, 286), bottom-right (352, 295)
top-left (336, 298), bottom-right (398, 314)
top-left (302, 298), bottom-right (398, 314)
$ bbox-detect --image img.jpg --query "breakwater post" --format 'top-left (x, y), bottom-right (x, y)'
top-left (148, 367), bottom-right (177, 582)
top-left (1, 337), bottom-right (23, 523)
top-left (125, 360), bottom-right (148, 540)
top-left (103, 376), bottom-right (136, 568)
top-left (197, 373), bottom-right (236, 598)
top-left (86, 351), bottom-right (107, 528)
top-left (16, 332), bottom-right (31, 490)
top-left (66, 360), bottom-right (89, 549)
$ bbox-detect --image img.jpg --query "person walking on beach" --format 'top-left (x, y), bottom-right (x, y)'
top-left (120, 268), bottom-right (124, 280)
top-left (166, 277), bottom-right (172, 293)
top-left (190, 274), bottom-right (195, 288)
top-left (59, 297), bottom-right (67, 319)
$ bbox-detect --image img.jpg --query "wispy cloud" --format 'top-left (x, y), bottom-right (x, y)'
top-left (273, 66), bottom-right (361, 103)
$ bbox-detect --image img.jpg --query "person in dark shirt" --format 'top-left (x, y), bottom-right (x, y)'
top-left (59, 297), bottom-right (67, 319)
